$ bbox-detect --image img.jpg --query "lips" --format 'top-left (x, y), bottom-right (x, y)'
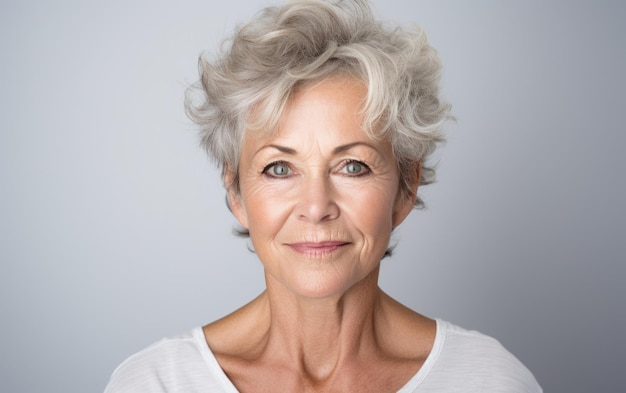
top-left (287, 241), bottom-right (350, 256)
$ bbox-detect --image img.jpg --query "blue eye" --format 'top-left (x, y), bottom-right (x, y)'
top-left (341, 160), bottom-right (370, 176)
top-left (346, 162), bottom-right (362, 173)
top-left (263, 161), bottom-right (291, 177)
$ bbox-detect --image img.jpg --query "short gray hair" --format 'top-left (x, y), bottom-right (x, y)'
top-left (185, 0), bottom-right (451, 208)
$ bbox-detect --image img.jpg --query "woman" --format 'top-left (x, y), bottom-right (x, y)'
top-left (106, 0), bottom-right (541, 391)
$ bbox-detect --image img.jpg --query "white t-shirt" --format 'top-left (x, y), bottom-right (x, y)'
top-left (104, 319), bottom-right (542, 392)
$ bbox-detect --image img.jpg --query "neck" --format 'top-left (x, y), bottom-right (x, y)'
top-left (260, 269), bottom-right (385, 381)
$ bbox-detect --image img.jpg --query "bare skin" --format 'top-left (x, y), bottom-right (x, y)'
top-left (203, 275), bottom-right (435, 393)
top-left (203, 76), bottom-right (436, 392)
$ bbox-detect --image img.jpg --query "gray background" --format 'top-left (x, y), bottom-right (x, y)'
top-left (1, 0), bottom-right (624, 392)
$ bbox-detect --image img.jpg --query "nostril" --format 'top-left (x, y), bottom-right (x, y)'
top-left (296, 181), bottom-right (340, 223)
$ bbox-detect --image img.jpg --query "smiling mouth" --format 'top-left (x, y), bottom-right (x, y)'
top-left (287, 241), bottom-right (350, 257)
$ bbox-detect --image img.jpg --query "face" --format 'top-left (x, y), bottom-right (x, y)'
top-left (229, 76), bottom-right (417, 299)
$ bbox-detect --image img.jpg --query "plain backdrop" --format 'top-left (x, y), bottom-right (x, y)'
top-left (1, 1), bottom-right (624, 392)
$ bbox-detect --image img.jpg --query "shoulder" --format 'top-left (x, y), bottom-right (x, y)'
top-left (104, 328), bottom-right (222, 393)
top-left (419, 320), bottom-right (542, 392)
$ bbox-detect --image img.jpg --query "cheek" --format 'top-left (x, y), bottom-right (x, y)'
top-left (241, 182), bottom-right (292, 236)
top-left (339, 183), bottom-right (397, 236)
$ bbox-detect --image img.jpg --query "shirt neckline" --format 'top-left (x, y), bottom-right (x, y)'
top-left (192, 318), bottom-right (447, 392)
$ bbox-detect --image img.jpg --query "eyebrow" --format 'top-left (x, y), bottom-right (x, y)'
top-left (332, 141), bottom-right (377, 154)
top-left (263, 141), bottom-right (378, 155)
top-left (266, 144), bottom-right (297, 154)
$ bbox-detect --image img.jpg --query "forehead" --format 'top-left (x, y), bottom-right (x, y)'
top-left (244, 76), bottom-right (380, 149)
top-left (287, 76), bottom-right (366, 123)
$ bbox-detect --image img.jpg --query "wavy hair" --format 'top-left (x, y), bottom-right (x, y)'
top-left (186, 0), bottom-right (451, 209)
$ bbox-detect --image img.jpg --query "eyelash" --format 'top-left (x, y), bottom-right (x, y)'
top-left (262, 160), bottom-right (291, 178)
top-left (340, 159), bottom-right (371, 177)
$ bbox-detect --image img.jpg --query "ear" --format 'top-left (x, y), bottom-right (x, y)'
top-left (224, 167), bottom-right (249, 229)
top-left (392, 160), bottom-right (421, 228)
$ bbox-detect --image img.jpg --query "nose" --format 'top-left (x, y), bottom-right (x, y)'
top-left (295, 175), bottom-right (339, 223)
